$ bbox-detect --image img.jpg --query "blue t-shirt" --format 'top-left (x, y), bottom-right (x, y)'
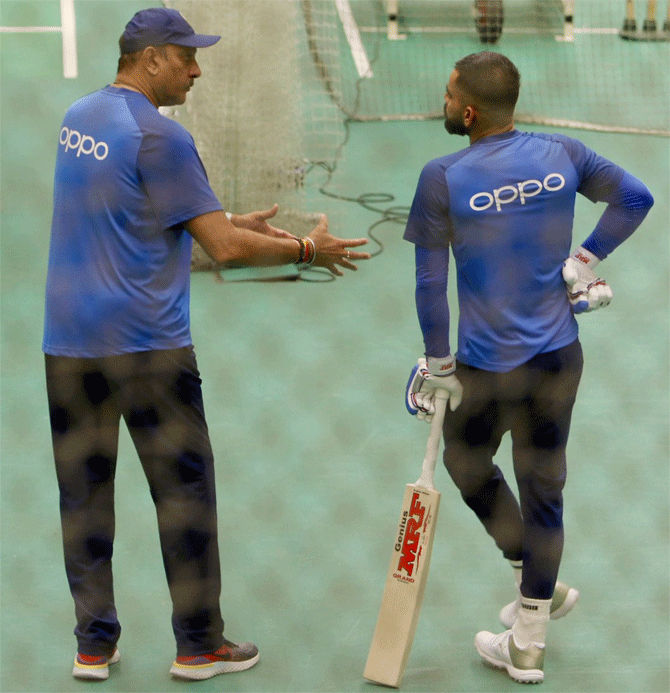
top-left (404, 130), bottom-right (638, 372)
top-left (43, 86), bottom-right (222, 357)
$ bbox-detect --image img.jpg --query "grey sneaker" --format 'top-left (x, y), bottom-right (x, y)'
top-left (475, 629), bottom-right (544, 684)
top-left (170, 639), bottom-right (259, 680)
top-left (500, 580), bottom-right (579, 629)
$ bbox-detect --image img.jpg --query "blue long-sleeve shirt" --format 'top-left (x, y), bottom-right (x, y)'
top-left (403, 130), bottom-right (653, 372)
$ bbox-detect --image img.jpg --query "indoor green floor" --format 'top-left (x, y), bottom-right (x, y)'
top-left (1, 2), bottom-right (668, 692)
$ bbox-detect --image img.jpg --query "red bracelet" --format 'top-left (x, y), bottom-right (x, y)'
top-left (295, 236), bottom-right (315, 268)
top-left (295, 237), bottom-right (307, 265)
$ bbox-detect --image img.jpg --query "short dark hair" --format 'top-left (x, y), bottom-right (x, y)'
top-left (454, 52), bottom-right (520, 115)
top-left (117, 48), bottom-right (140, 73)
top-left (116, 40), bottom-right (166, 73)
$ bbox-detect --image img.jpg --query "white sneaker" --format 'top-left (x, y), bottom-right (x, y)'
top-left (500, 580), bottom-right (579, 629)
top-left (170, 639), bottom-right (259, 680)
top-left (475, 629), bottom-right (544, 684)
top-left (72, 648), bottom-right (120, 680)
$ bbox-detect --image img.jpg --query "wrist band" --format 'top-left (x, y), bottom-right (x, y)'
top-left (574, 245), bottom-right (600, 269)
top-left (295, 237), bottom-right (316, 268)
top-left (302, 237), bottom-right (316, 267)
top-left (427, 354), bottom-right (456, 376)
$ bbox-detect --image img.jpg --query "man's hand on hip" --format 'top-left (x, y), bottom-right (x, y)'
top-left (562, 246), bottom-right (613, 314)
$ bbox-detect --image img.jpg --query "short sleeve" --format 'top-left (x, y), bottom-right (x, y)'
top-left (138, 124), bottom-right (222, 229)
top-left (403, 159), bottom-right (452, 249)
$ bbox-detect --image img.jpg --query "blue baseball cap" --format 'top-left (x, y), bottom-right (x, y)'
top-left (120, 8), bottom-right (221, 54)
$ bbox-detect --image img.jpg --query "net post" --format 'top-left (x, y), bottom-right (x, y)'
top-left (557, 0), bottom-right (575, 42)
top-left (387, 0), bottom-right (407, 40)
top-left (0, 0), bottom-right (78, 78)
top-left (60, 0), bottom-right (78, 79)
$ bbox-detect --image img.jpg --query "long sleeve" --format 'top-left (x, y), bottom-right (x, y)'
top-left (580, 170), bottom-right (654, 259)
top-left (415, 245), bottom-right (451, 358)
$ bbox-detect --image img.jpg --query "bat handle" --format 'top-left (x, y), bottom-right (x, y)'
top-left (415, 389), bottom-right (448, 490)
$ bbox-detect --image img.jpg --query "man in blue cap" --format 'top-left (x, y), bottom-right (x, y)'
top-left (44, 7), bottom-right (369, 683)
top-left (114, 7), bottom-right (222, 108)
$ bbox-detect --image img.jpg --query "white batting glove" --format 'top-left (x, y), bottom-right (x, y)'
top-left (405, 356), bottom-right (463, 422)
top-left (562, 246), bottom-right (613, 314)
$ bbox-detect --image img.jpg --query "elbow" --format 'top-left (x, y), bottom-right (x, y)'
top-left (641, 188), bottom-right (654, 211)
top-left (629, 183), bottom-right (655, 213)
top-left (416, 277), bottom-right (448, 295)
top-left (207, 238), bottom-right (255, 267)
top-left (201, 244), bottom-right (235, 267)
top-left (622, 173), bottom-right (655, 212)
top-left (187, 212), bottom-right (257, 267)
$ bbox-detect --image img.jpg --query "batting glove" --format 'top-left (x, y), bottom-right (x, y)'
top-left (405, 356), bottom-right (463, 422)
top-left (562, 246), bottom-right (613, 314)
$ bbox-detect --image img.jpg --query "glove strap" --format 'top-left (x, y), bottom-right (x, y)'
top-left (573, 245), bottom-right (600, 269)
top-left (427, 354), bottom-right (456, 376)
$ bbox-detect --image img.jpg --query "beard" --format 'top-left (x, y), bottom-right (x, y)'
top-left (444, 112), bottom-right (469, 136)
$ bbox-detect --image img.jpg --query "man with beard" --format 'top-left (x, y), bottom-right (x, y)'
top-left (403, 51), bottom-right (653, 684)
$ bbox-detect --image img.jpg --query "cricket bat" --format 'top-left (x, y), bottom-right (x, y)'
top-left (363, 389), bottom-right (448, 688)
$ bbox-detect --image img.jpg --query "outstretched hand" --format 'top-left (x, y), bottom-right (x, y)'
top-left (307, 215), bottom-right (371, 276)
top-left (232, 204), bottom-right (297, 240)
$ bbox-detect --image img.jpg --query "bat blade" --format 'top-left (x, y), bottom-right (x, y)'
top-left (363, 482), bottom-right (441, 688)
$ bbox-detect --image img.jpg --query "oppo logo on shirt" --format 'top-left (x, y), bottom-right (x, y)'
top-left (59, 127), bottom-right (109, 160)
top-left (469, 173), bottom-right (566, 212)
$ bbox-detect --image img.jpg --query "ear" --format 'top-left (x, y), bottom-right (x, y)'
top-left (142, 46), bottom-right (164, 76)
top-left (463, 105), bottom-right (477, 127)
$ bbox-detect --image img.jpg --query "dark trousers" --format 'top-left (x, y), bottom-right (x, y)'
top-left (45, 347), bottom-right (224, 656)
top-left (442, 340), bottom-right (583, 599)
